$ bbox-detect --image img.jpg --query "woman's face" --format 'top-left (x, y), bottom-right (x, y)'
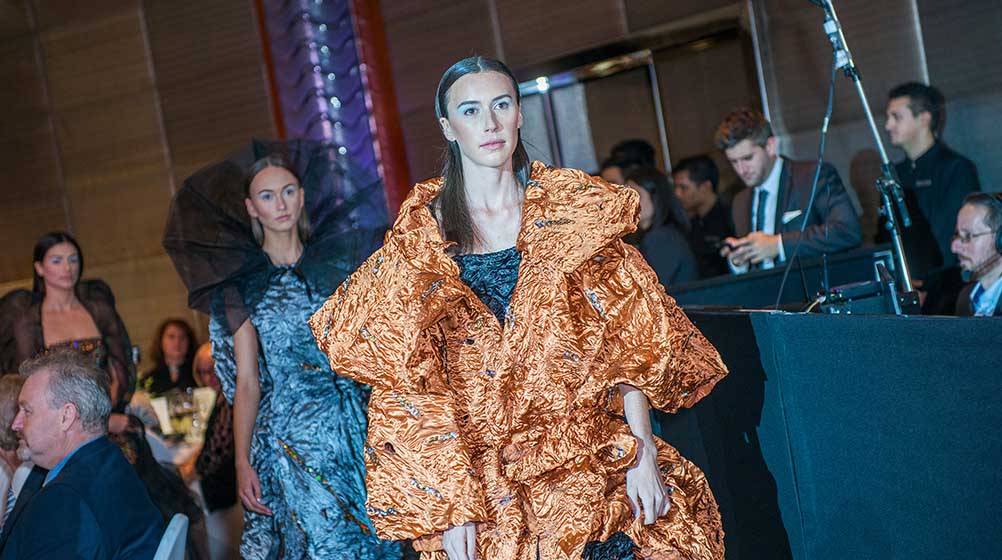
top-left (34, 242), bottom-right (80, 292)
top-left (626, 180), bottom-right (656, 230)
top-left (161, 324), bottom-right (189, 366)
top-left (439, 71), bottom-right (523, 172)
top-left (245, 166), bottom-right (304, 238)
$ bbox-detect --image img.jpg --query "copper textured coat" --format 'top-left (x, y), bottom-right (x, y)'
top-left (310, 163), bottom-right (729, 559)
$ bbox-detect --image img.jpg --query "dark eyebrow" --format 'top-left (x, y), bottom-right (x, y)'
top-left (456, 94), bottom-right (513, 109)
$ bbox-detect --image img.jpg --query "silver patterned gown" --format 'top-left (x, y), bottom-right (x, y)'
top-left (211, 266), bottom-right (400, 559)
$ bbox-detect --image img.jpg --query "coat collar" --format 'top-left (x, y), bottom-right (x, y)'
top-left (388, 161), bottom-right (639, 273)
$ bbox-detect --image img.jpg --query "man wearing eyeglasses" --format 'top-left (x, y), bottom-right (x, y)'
top-left (951, 193), bottom-right (1002, 317)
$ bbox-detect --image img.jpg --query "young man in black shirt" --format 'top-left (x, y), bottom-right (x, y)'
top-left (673, 155), bottom-right (734, 278)
top-left (882, 82), bottom-right (980, 313)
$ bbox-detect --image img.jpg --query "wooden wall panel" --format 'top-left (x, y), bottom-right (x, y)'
top-left (584, 67), bottom-right (664, 170)
top-left (0, 122), bottom-right (68, 281)
top-left (144, 0), bottom-right (275, 184)
top-left (30, 0), bottom-right (136, 30)
top-left (655, 34), bottom-right (760, 190)
top-left (624, 0), bottom-right (735, 33)
top-left (494, 0), bottom-right (627, 69)
top-left (0, 2), bottom-right (31, 39)
top-left (57, 93), bottom-right (172, 263)
top-left (38, 10), bottom-right (152, 111)
top-left (0, 36), bottom-right (46, 118)
top-left (753, 0), bottom-right (925, 135)
top-left (38, 3), bottom-right (171, 267)
top-left (381, 0), bottom-right (499, 184)
top-left (0, 0), bottom-right (275, 363)
top-left (918, 0), bottom-right (1002, 100)
top-left (382, 0), bottom-right (498, 116)
top-left (0, 4), bottom-right (66, 283)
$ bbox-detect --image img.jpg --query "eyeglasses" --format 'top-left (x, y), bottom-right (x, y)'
top-left (952, 230), bottom-right (996, 244)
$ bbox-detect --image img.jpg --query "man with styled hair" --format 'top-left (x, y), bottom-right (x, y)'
top-left (714, 108), bottom-right (861, 273)
top-left (883, 81), bottom-right (980, 313)
top-left (0, 351), bottom-right (162, 559)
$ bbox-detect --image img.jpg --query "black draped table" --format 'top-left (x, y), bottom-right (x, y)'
top-left (659, 310), bottom-right (1002, 559)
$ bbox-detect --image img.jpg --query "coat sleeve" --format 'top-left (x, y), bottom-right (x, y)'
top-left (309, 237), bottom-right (488, 541)
top-left (780, 163), bottom-right (863, 257)
top-left (588, 242), bottom-right (728, 414)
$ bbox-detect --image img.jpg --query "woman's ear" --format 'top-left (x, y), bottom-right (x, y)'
top-left (33, 261), bottom-right (44, 279)
top-left (440, 117), bottom-right (456, 143)
top-left (244, 197), bottom-right (258, 219)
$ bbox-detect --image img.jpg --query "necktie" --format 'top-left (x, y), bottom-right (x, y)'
top-left (971, 284), bottom-right (985, 316)
top-left (2, 486), bottom-right (15, 529)
top-left (750, 190), bottom-right (769, 270)
top-left (753, 189), bottom-right (768, 233)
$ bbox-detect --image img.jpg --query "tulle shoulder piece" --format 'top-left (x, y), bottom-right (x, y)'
top-left (0, 288), bottom-right (32, 372)
top-left (164, 139), bottom-right (390, 335)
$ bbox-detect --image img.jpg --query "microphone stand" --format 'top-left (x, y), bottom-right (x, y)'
top-left (819, 0), bottom-right (914, 293)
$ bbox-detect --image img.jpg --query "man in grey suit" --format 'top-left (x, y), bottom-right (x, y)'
top-left (714, 108), bottom-right (861, 273)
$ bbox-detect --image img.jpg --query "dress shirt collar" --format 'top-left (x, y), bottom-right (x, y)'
top-left (755, 156), bottom-right (784, 199)
top-left (972, 276), bottom-right (1002, 317)
top-left (43, 435), bottom-right (102, 487)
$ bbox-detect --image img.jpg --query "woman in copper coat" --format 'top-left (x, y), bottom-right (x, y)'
top-left (311, 56), bottom-right (728, 560)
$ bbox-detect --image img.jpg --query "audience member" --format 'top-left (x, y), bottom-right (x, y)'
top-left (0, 232), bottom-right (136, 410)
top-left (0, 376), bottom-right (31, 531)
top-left (140, 318), bottom-right (198, 396)
top-left (624, 167), bottom-right (699, 286)
top-left (191, 343), bottom-right (242, 559)
top-left (192, 343), bottom-right (236, 514)
top-left (673, 155), bottom-right (735, 278)
top-left (714, 108), bottom-right (861, 272)
top-left (882, 82), bottom-right (980, 313)
top-left (0, 350), bottom-right (162, 559)
top-left (952, 193), bottom-right (1002, 317)
top-left (600, 138), bottom-right (658, 184)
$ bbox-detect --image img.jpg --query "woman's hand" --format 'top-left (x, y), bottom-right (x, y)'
top-left (442, 522), bottom-right (476, 560)
top-left (625, 436), bottom-right (670, 525)
top-left (236, 460), bottom-right (273, 516)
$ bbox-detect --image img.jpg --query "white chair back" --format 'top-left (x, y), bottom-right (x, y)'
top-left (153, 513), bottom-right (189, 560)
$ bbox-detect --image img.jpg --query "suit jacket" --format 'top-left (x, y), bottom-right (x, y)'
top-left (0, 436), bottom-right (162, 560)
top-left (955, 282), bottom-right (1002, 317)
top-left (732, 158), bottom-right (862, 259)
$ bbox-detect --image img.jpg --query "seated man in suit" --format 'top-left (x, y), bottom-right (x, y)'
top-left (714, 108), bottom-right (862, 272)
top-left (1, 350), bottom-right (162, 559)
top-left (951, 192), bottom-right (1002, 317)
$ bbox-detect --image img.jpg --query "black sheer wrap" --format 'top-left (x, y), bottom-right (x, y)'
top-left (0, 280), bottom-right (136, 408)
top-left (162, 139), bottom-right (389, 335)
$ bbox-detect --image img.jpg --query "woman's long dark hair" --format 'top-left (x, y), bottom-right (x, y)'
top-left (31, 231), bottom-right (84, 299)
top-left (434, 56), bottom-right (532, 252)
top-left (149, 318), bottom-right (198, 370)
top-left (625, 167), bottom-right (690, 233)
top-left (244, 154), bottom-right (311, 246)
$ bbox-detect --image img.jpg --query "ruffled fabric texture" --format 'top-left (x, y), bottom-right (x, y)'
top-left (311, 162), bottom-right (729, 560)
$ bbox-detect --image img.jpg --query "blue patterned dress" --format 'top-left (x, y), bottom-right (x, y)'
top-left (211, 265), bottom-right (400, 559)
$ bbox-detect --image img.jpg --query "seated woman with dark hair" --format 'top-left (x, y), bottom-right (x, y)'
top-left (624, 167), bottom-right (699, 287)
top-left (140, 318), bottom-right (198, 396)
